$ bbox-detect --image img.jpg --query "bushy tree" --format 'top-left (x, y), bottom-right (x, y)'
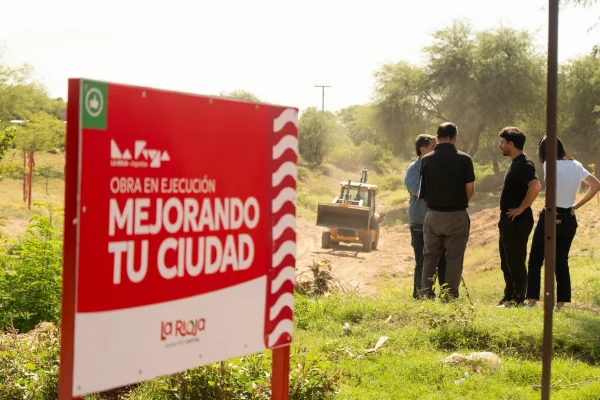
top-left (299, 107), bottom-right (337, 165)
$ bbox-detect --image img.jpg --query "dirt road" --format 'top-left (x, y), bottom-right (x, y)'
top-left (295, 205), bottom-right (502, 294)
top-left (295, 216), bottom-right (415, 294)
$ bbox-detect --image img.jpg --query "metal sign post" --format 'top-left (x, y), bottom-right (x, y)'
top-left (541, 0), bottom-right (559, 398)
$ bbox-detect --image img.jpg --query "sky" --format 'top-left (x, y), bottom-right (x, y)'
top-left (1, 0), bottom-right (599, 114)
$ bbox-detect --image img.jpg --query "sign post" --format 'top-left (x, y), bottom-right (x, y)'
top-left (59, 79), bottom-right (297, 399)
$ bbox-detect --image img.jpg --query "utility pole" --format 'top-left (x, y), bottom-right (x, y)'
top-left (541, 0), bottom-right (558, 399)
top-left (315, 85), bottom-right (331, 113)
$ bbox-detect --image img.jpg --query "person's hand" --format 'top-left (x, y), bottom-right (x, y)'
top-left (506, 207), bottom-right (524, 221)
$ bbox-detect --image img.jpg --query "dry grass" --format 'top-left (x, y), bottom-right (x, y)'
top-left (0, 150), bottom-right (65, 238)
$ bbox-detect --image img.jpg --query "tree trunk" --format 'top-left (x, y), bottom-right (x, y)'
top-left (23, 150), bottom-right (27, 202)
top-left (469, 131), bottom-right (482, 156)
top-left (27, 150), bottom-right (34, 210)
top-left (493, 159), bottom-right (500, 175)
top-left (467, 122), bottom-right (487, 156)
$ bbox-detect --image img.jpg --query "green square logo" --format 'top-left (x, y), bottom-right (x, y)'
top-left (81, 80), bottom-right (108, 130)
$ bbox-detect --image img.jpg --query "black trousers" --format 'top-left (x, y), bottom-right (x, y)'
top-left (410, 224), bottom-right (446, 299)
top-left (526, 208), bottom-right (578, 303)
top-left (498, 208), bottom-right (534, 304)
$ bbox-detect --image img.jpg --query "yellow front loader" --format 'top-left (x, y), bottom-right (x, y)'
top-left (316, 169), bottom-right (383, 252)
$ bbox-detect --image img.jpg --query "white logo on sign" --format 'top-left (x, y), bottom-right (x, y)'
top-left (85, 88), bottom-right (104, 118)
top-left (110, 139), bottom-right (170, 168)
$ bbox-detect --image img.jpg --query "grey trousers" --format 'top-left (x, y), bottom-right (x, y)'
top-left (421, 209), bottom-right (470, 299)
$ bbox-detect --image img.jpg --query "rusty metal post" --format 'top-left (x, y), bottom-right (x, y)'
top-left (542, 0), bottom-right (559, 398)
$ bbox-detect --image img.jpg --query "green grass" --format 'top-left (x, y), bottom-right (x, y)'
top-left (571, 253), bottom-right (600, 307)
top-left (473, 162), bottom-right (496, 182)
top-left (293, 291), bottom-right (600, 399)
top-left (4, 152), bottom-right (600, 399)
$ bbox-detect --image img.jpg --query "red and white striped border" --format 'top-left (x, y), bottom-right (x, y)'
top-left (264, 108), bottom-right (298, 349)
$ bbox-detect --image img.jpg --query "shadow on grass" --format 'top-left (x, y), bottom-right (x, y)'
top-left (426, 306), bottom-right (600, 365)
top-left (555, 310), bottom-right (600, 364)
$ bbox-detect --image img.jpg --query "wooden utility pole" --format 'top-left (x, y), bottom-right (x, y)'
top-left (314, 85), bottom-right (331, 113)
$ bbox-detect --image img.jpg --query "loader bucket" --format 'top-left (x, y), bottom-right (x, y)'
top-left (316, 202), bottom-right (371, 230)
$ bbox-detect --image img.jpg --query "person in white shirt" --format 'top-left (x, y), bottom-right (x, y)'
top-left (526, 136), bottom-right (600, 311)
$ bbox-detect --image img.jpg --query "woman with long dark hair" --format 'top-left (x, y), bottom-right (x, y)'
top-left (526, 136), bottom-right (600, 311)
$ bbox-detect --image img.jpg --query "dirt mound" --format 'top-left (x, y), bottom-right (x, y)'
top-left (468, 207), bottom-right (500, 247)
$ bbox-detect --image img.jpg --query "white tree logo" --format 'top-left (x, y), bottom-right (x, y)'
top-left (85, 87), bottom-right (104, 117)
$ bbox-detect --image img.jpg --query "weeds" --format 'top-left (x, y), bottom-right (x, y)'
top-left (0, 202), bottom-right (63, 332)
top-left (88, 353), bottom-right (340, 400)
top-left (0, 321), bottom-right (60, 400)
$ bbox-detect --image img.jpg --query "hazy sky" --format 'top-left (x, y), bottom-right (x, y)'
top-left (1, 0), bottom-right (599, 113)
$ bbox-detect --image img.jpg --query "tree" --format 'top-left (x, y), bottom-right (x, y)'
top-left (218, 90), bottom-right (262, 102)
top-left (42, 97), bottom-right (67, 121)
top-left (336, 105), bottom-right (379, 146)
top-left (0, 126), bottom-right (15, 160)
top-left (0, 51), bottom-right (52, 127)
top-left (14, 112), bottom-right (65, 209)
top-left (299, 107), bottom-right (337, 165)
top-left (0, 126), bottom-right (18, 181)
top-left (372, 21), bottom-right (545, 161)
top-left (558, 49), bottom-right (600, 164)
top-left (561, 0), bottom-right (600, 27)
top-left (371, 62), bottom-right (433, 157)
top-left (562, 0), bottom-right (598, 6)
top-left (426, 21), bottom-right (545, 156)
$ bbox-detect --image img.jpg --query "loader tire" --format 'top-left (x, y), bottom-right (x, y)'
top-left (322, 231), bottom-right (331, 248)
top-left (362, 232), bottom-right (372, 253)
top-left (371, 218), bottom-right (380, 250)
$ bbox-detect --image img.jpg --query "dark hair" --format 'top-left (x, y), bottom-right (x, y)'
top-left (415, 134), bottom-right (435, 156)
top-left (499, 127), bottom-right (526, 150)
top-left (537, 136), bottom-right (573, 163)
top-left (437, 122), bottom-right (458, 139)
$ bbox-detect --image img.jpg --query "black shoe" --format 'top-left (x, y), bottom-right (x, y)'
top-left (497, 297), bottom-right (511, 306)
top-left (497, 300), bottom-right (525, 309)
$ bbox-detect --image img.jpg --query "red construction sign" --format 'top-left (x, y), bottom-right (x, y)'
top-left (59, 79), bottom-right (297, 398)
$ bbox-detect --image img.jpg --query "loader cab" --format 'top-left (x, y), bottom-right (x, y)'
top-left (334, 182), bottom-right (377, 209)
top-left (318, 180), bottom-right (381, 252)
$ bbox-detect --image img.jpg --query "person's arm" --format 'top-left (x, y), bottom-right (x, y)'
top-left (404, 163), bottom-right (419, 196)
top-left (507, 179), bottom-right (542, 220)
top-left (507, 161), bottom-right (541, 220)
top-left (464, 157), bottom-right (475, 202)
top-left (465, 181), bottom-right (474, 200)
top-left (573, 174), bottom-right (600, 210)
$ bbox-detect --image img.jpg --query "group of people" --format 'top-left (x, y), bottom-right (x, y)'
top-left (404, 122), bottom-right (600, 310)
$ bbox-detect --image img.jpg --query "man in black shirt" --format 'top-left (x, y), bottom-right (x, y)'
top-left (419, 122), bottom-right (475, 299)
top-left (497, 127), bottom-right (541, 307)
